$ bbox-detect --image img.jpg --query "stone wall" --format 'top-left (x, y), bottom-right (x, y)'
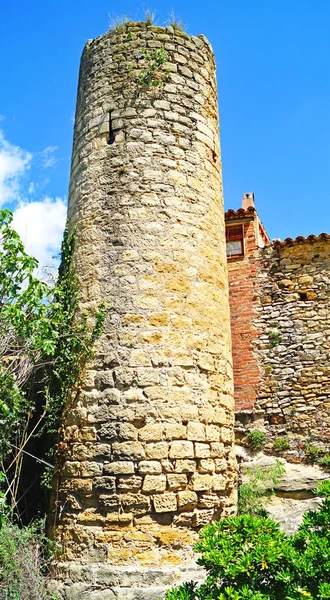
top-left (49, 22), bottom-right (237, 600)
top-left (235, 235), bottom-right (330, 460)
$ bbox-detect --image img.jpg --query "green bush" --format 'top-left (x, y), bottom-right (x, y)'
top-left (273, 437), bottom-right (290, 452)
top-left (246, 429), bottom-right (266, 450)
top-left (0, 518), bottom-right (55, 599)
top-left (305, 442), bottom-right (322, 462)
top-left (319, 453), bottom-right (330, 469)
top-left (165, 481), bottom-right (330, 600)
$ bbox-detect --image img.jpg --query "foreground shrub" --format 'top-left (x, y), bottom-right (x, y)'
top-left (0, 518), bottom-right (53, 599)
top-left (165, 481), bottom-right (330, 600)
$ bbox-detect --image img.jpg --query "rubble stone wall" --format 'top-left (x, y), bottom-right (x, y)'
top-left (236, 237), bottom-right (330, 461)
top-left (49, 22), bottom-right (237, 599)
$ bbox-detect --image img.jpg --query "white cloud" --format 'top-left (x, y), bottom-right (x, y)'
top-left (12, 197), bottom-right (67, 272)
top-left (0, 127), bottom-right (67, 274)
top-left (0, 131), bottom-right (32, 206)
top-left (38, 146), bottom-right (58, 168)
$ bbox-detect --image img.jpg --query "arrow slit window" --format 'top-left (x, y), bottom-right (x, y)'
top-left (226, 225), bottom-right (244, 258)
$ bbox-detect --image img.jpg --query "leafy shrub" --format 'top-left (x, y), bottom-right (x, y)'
top-left (273, 437), bottom-right (290, 452)
top-left (165, 480), bottom-right (330, 600)
top-left (138, 47), bottom-right (168, 87)
top-left (0, 518), bottom-right (54, 599)
top-left (305, 442), bottom-right (322, 462)
top-left (246, 429), bottom-right (266, 450)
top-left (238, 460), bottom-right (285, 515)
top-left (269, 329), bottom-right (281, 347)
top-left (319, 453), bottom-right (330, 469)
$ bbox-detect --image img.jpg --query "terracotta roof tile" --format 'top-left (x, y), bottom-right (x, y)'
top-left (225, 207), bottom-right (256, 220)
top-left (273, 233), bottom-right (330, 247)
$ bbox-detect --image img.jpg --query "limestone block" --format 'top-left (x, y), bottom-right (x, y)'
top-left (63, 462), bottom-right (82, 477)
top-left (145, 443), bottom-right (169, 459)
top-left (189, 473), bottom-right (212, 491)
top-left (93, 477), bottom-right (116, 493)
top-left (61, 478), bottom-right (93, 494)
top-left (214, 458), bottom-right (227, 472)
top-left (120, 493), bottom-right (151, 513)
top-left (142, 474), bottom-right (167, 493)
top-left (102, 388), bottom-right (121, 404)
top-left (187, 422), bottom-right (205, 441)
top-left (198, 493), bottom-right (221, 509)
top-left (169, 441), bottom-right (194, 459)
top-left (153, 493), bottom-right (177, 513)
top-left (198, 459), bottom-right (215, 473)
top-left (220, 427), bottom-right (234, 443)
top-left (118, 476), bottom-right (143, 492)
top-left (104, 461), bottom-right (135, 475)
top-left (194, 443), bottom-right (210, 458)
top-left (118, 423), bottom-right (138, 441)
top-left (72, 443), bottom-right (111, 461)
top-left (122, 388), bottom-right (145, 403)
top-left (79, 462), bottom-right (104, 477)
top-left (139, 424), bottom-right (163, 442)
top-left (138, 461), bottom-right (162, 474)
top-left (177, 490), bottom-right (198, 511)
top-left (205, 425), bottom-right (220, 442)
top-left (210, 443), bottom-right (225, 458)
top-left (112, 442), bottom-right (145, 460)
top-left (167, 474), bottom-right (187, 490)
top-left (174, 459), bottom-right (196, 473)
top-left (99, 423), bottom-right (117, 441)
top-left (193, 509), bottom-right (214, 527)
top-left (211, 474), bottom-right (226, 492)
top-left (164, 423), bottom-right (187, 440)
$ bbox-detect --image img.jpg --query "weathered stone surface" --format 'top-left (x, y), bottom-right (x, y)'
top-left (169, 441), bottom-right (194, 459)
top-left (50, 20), bottom-right (237, 597)
top-left (177, 490), bottom-right (198, 510)
top-left (142, 474), bottom-right (167, 493)
top-left (266, 496), bottom-right (323, 535)
top-left (153, 493), bottom-right (178, 513)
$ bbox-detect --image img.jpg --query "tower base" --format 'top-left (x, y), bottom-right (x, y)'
top-left (47, 564), bottom-right (204, 600)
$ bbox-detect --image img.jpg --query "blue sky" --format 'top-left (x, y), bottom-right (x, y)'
top-left (1, 0), bottom-right (330, 268)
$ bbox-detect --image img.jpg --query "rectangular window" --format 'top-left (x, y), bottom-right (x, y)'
top-left (226, 225), bottom-right (244, 257)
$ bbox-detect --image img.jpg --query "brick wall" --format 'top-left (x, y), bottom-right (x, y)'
top-left (226, 213), bottom-right (262, 411)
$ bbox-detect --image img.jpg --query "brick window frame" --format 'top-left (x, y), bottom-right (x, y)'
top-left (226, 224), bottom-right (244, 258)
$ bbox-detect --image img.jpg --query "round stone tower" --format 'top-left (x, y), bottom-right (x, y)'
top-left (50, 22), bottom-right (237, 600)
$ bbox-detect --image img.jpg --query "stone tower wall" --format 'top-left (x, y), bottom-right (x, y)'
top-left (50, 22), bottom-right (237, 599)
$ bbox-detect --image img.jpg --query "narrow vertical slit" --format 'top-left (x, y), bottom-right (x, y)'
top-left (108, 110), bottom-right (115, 145)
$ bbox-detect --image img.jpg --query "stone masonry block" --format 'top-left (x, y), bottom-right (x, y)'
top-left (164, 423), bottom-right (187, 440)
top-left (169, 441), bottom-right (194, 459)
top-left (189, 473), bottom-right (212, 492)
top-left (177, 490), bottom-right (198, 511)
top-left (145, 443), bottom-right (169, 459)
top-left (153, 493), bottom-right (177, 513)
top-left (112, 442), bottom-right (145, 460)
top-left (174, 460), bottom-right (196, 473)
top-left (104, 462), bottom-right (135, 475)
top-left (194, 443), bottom-right (210, 458)
top-left (187, 421), bottom-right (205, 441)
top-left (138, 425), bottom-right (163, 442)
top-left (138, 461), bottom-right (162, 474)
top-left (142, 474), bottom-right (167, 493)
top-left (167, 474), bottom-right (187, 490)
